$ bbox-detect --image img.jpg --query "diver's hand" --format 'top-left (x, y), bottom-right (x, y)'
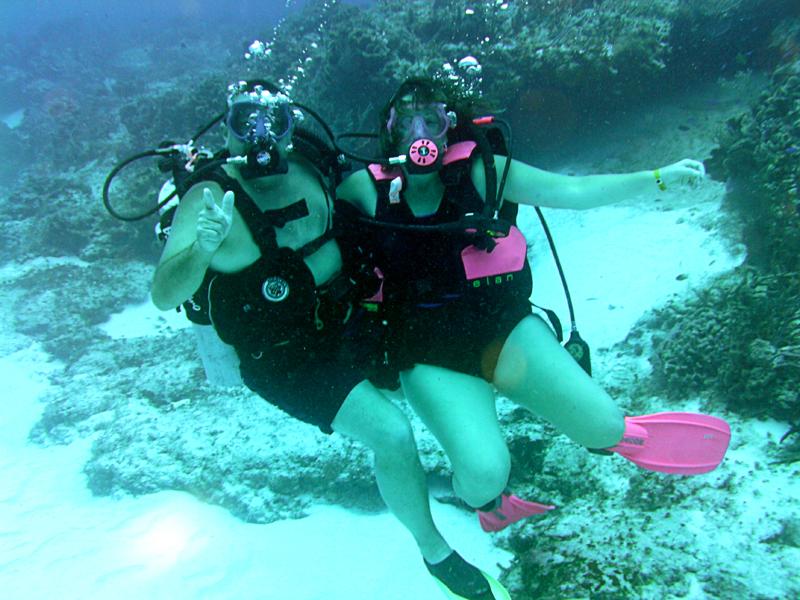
top-left (196, 188), bottom-right (235, 254)
top-left (658, 159), bottom-right (706, 188)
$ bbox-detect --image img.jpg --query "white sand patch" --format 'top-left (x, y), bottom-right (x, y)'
top-left (100, 300), bottom-right (190, 339)
top-left (0, 256), bottom-right (90, 282)
top-left (0, 472), bottom-right (510, 600)
top-left (725, 418), bottom-right (800, 525)
top-left (520, 181), bottom-right (744, 350)
top-left (1, 108), bottom-right (24, 129)
top-left (0, 344), bottom-right (59, 445)
top-left (0, 339), bottom-right (509, 600)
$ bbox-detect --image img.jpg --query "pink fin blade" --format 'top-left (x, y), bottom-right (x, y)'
top-left (478, 494), bottom-right (555, 533)
top-left (612, 412), bottom-right (732, 475)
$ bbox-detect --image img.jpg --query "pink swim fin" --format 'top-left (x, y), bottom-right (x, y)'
top-left (607, 412), bottom-right (731, 475)
top-left (478, 494), bottom-right (555, 532)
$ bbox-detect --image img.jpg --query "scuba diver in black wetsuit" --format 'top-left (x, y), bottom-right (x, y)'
top-left (141, 79), bottom-right (500, 600)
top-left (335, 79), bottom-right (731, 594)
top-left (150, 80), bottom-right (369, 427)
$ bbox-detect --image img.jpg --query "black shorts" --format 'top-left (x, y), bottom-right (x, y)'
top-left (238, 350), bottom-right (361, 434)
top-left (387, 295), bottom-right (533, 382)
top-left (236, 308), bottom-right (391, 434)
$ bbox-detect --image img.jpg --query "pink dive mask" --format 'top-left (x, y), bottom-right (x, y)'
top-left (387, 102), bottom-right (452, 173)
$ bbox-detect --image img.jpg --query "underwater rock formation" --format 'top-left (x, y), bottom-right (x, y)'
top-left (645, 267), bottom-right (799, 420)
top-left (257, 0), bottom-right (796, 142)
top-left (647, 53), bottom-right (800, 426)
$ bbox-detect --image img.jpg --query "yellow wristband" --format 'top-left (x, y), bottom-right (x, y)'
top-left (653, 169), bottom-right (667, 191)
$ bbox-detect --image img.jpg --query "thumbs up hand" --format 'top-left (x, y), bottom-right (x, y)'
top-left (196, 188), bottom-right (235, 254)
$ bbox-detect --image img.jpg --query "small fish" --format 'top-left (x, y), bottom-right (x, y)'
top-left (785, 146), bottom-right (799, 154)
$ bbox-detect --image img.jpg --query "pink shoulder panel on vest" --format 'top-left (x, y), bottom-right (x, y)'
top-left (443, 141), bottom-right (477, 166)
top-left (368, 141), bottom-right (476, 179)
top-left (368, 163), bottom-right (401, 181)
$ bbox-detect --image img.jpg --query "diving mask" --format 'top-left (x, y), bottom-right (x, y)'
top-left (225, 82), bottom-right (300, 178)
top-left (226, 99), bottom-right (293, 144)
top-left (387, 100), bottom-right (455, 173)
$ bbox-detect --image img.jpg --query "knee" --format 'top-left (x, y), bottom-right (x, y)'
top-left (493, 316), bottom-right (549, 396)
top-left (582, 408), bottom-right (626, 449)
top-left (370, 411), bottom-right (418, 460)
top-left (453, 445), bottom-right (511, 506)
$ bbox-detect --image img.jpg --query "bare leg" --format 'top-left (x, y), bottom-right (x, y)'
top-left (331, 380), bottom-right (452, 563)
top-left (400, 365), bottom-right (510, 508)
top-left (493, 315), bottom-right (624, 448)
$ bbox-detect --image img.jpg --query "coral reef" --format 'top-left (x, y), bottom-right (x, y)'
top-left (6, 259), bottom-right (153, 363)
top-left (644, 267), bottom-right (800, 421)
top-left (490, 414), bottom-right (800, 599)
top-left (286, 0), bottom-right (794, 141)
top-left (116, 73), bottom-right (231, 155)
top-left (712, 57), bottom-right (800, 273)
top-left (646, 53), bottom-right (800, 423)
top-left (29, 327), bottom-right (385, 524)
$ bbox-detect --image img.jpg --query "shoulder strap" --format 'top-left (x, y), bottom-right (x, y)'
top-left (439, 143), bottom-right (484, 216)
top-left (196, 166), bottom-right (323, 255)
top-left (201, 168), bottom-right (279, 253)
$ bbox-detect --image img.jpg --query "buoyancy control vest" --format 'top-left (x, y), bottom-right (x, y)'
top-left (355, 141), bottom-right (532, 308)
top-left (161, 163), bottom-right (367, 357)
top-left (334, 117), bottom-right (592, 376)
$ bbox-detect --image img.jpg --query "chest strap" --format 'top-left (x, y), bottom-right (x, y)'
top-left (207, 167), bottom-right (332, 257)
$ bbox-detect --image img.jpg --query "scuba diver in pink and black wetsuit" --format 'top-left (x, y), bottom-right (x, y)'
top-left (336, 78), bottom-right (732, 599)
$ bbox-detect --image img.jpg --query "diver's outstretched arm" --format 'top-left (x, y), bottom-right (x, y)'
top-left (472, 156), bottom-right (706, 210)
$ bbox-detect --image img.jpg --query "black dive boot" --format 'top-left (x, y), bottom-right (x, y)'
top-left (425, 551), bottom-right (494, 599)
